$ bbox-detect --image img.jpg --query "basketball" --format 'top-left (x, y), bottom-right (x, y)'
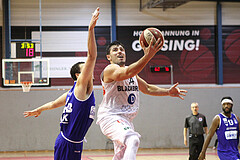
top-left (139, 27), bottom-right (165, 48)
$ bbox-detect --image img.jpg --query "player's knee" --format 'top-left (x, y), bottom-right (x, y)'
top-left (133, 136), bottom-right (140, 147)
top-left (128, 135), bottom-right (140, 147)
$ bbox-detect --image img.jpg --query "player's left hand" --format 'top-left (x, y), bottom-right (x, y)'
top-left (89, 7), bottom-right (100, 30)
top-left (168, 82), bottom-right (187, 100)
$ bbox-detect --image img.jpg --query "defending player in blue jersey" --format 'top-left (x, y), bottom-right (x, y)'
top-left (199, 96), bottom-right (240, 160)
top-left (23, 7), bottom-right (100, 160)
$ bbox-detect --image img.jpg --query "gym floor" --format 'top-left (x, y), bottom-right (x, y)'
top-left (0, 148), bottom-right (219, 160)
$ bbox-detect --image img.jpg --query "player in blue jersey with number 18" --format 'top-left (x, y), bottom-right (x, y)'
top-left (199, 96), bottom-right (240, 160)
top-left (23, 7), bottom-right (100, 160)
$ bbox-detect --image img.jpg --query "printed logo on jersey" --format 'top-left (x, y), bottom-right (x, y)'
top-left (117, 78), bottom-right (138, 92)
top-left (117, 86), bottom-right (138, 91)
top-left (128, 93), bottom-right (136, 104)
top-left (199, 117), bottom-right (203, 121)
top-left (223, 118), bottom-right (237, 127)
top-left (129, 78), bottom-right (135, 85)
top-left (223, 118), bottom-right (228, 126)
top-left (60, 103), bottom-right (73, 124)
top-left (225, 130), bottom-right (238, 140)
top-left (89, 106), bottom-right (95, 120)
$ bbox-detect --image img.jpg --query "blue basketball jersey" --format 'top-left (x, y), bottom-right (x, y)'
top-left (216, 113), bottom-right (239, 153)
top-left (60, 81), bottom-right (95, 142)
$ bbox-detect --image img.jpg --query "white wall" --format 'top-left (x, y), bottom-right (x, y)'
top-left (222, 2), bottom-right (240, 25)
top-left (117, 1), bottom-right (240, 26)
top-left (1, 0), bottom-right (240, 27)
top-left (10, 0), bottom-right (111, 26)
top-left (117, 1), bottom-right (217, 26)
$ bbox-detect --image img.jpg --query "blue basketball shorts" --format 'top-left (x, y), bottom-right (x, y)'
top-left (54, 133), bottom-right (83, 160)
top-left (218, 150), bottom-right (240, 160)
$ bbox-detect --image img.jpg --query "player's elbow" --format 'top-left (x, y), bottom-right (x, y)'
top-left (87, 52), bottom-right (97, 59)
top-left (139, 85), bottom-right (151, 95)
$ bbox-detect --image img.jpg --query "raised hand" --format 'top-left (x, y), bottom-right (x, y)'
top-left (89, 7), bottom-right (100, 30)
top-left (140, 37), bottom-right (162, 59)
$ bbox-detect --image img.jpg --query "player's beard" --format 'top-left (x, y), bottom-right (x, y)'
top-left (117, 61), bottom-right (125, 67)
top-left (222, 107), bottom-right (232, 114)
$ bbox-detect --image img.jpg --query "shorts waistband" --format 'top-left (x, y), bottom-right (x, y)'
top-left (61, 131), bottom-right (84, 144)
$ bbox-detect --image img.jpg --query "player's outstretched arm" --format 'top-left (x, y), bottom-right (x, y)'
top-left (124, 38), bottom-right (162, 76)
top-left (137, 76), bottom-right (187, 100)
top-left (75, 8), bottom-right (99, 97)
top-left (74, 7), bottom-right (99, 99)
top-left (104, 38), bottom-right (162, 82)
top-left (23, 92), bottom-right (68, 118)
top-left (198, 115), bottom-right (219, 160)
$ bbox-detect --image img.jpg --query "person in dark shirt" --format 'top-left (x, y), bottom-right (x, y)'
top-left (184, 102), bottom-right (208, 160)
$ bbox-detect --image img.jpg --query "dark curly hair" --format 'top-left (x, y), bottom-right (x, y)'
top-left (70, 62), bottom-right (85, 80)
top-left (106, 41), bottom-right (125, 55)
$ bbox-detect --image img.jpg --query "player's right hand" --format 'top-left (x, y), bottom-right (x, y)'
top-left (23, 109), bottom-right (41, 118)
top-left (140, 37), bottom-right (162, 59)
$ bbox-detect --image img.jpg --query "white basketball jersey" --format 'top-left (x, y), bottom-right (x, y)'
top-left (97, 65), bottom-right (139, 123)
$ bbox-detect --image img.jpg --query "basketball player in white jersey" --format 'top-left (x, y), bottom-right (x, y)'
top-left (97, 40), bottom-right (187, 160)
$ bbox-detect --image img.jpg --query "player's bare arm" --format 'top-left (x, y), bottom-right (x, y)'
top-left (198, 115), bottom-right (220, 160)
top-left (137, 75), bottom-right (168, 96)
top-left (137, 75), bottom-right (187, 100)
top-left (103, 38), bottom-right (162, 83)
top-left (75, 7), bottom-right (99, 100)
top-left (23, 92), bottom-right (68, 118)
top-left (237, 116), bottom-right (240, 133)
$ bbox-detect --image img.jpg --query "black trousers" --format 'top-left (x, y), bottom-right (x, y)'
top-left (188, 135), bottom-right (204, 160)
